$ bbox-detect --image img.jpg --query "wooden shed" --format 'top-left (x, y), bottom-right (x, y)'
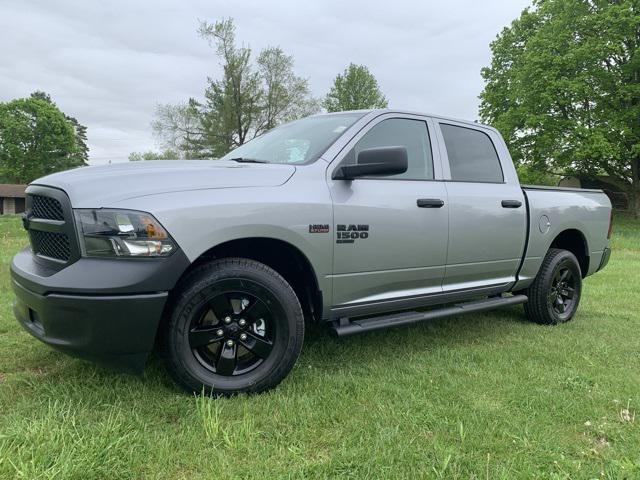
top-left (0, 184), bottom-right (27, 215)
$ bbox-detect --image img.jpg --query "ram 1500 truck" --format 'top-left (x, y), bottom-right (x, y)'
top-left (11, 109), bottom-right (612, 395)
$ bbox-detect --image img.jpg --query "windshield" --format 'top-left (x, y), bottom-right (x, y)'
top-left (219, 113), bottom-right (365, 165)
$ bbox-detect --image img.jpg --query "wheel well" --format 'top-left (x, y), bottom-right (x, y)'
top-left (186, 238), bottom-right (323, 322)
top-left (550, 229), bottom-right (589, 276)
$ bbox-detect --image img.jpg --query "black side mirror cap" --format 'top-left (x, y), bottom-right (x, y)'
top-left (333, 146), bottom-right (408, 180)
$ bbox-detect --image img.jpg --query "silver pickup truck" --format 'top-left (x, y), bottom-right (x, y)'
top-left (11, 109), bottom-right (612, 395)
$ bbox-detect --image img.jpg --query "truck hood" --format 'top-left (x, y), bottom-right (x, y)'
top-left (32, 160), bottom-right (296, 207)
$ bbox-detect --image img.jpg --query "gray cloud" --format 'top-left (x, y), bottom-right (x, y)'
top-left (0, 0), bottom-right (530, 164)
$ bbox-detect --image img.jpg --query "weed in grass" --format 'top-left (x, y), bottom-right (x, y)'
top-left (194, 393), bottom-right (259, 450)
top-left (618, 400), bottom-right (635, 424)
top-left (195, 392), bottom-right (225, 446)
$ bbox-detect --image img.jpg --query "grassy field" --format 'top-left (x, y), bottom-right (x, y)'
top-left (0, 214), bottom-right (638, 479)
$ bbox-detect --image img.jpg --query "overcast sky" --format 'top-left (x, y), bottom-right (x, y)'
top-left (1, 0), bottom-right (530, 165)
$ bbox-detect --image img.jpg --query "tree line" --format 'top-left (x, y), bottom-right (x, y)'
top-left (1, 4), bottom-right (638, 216)
top-left (133, 18), bottom-right (387, 161)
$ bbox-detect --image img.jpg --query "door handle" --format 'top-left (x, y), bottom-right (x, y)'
top-left (501, 200), bottom-right (522, 208)
top-left (417, 198), bottom-right (445, 208)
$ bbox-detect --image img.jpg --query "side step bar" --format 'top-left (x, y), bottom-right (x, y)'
top-left (331, 294), bottom-right (528, 337)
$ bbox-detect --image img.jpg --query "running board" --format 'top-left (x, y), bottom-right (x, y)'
top-left (331, 294), bottom-right (528, 337)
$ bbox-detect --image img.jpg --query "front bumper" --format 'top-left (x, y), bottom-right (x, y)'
top-left (13, 280), bottom-right (167, 371)
top-left (11, 247), bottom-right (190, 371)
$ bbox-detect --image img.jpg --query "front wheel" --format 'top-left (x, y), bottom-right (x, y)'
top-left (524, 248), bottom-right (582, 325)
top-left (162, 258), bottom-right (304, 395)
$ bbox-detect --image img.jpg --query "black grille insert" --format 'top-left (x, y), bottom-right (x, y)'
top-left (30, 230), bottom-right (71, 261)
top-left (24, 187), bottom-right (80, 268)
top-left (31, 195), bottom-right (64, 221)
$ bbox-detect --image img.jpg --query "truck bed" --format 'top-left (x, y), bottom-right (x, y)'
top-left (515, 185), bottom-right (611, 290)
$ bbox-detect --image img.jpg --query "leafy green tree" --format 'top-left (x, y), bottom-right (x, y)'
top-left (479, 0), bottom-right (640, 216)
top-left (515, 164), bottom-right (560, 186)
top-left (323, 64), bottom-right (388, 112)
top-left (30, 91), bottom-right (89, 166)
top-left (153, 18), bottom-right (318, 158)
top-left (0, 96), bottom-right (83, 183)
top-left (128, 149), bottom-right (180, 161)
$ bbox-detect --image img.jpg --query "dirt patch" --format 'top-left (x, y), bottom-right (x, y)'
top-left (591, 435), bottom-right (610, 454)
top-left (27, 367), bottom-right (47, 376)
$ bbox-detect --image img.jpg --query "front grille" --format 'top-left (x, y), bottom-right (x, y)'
top-left (31, 195), bottom-right (64, 221)
top-left (24, 187), bottom-right (79, 268)
top-left (30, 230), bottom-right (71, 261)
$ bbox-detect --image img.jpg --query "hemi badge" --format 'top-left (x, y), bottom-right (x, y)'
top-left (309, 224), bottom-right (330, 233)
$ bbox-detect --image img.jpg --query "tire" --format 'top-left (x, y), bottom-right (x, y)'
top-left (524, 248), bottom-right (582, 325)
top-left (162, 257), bottom-right (304, 395)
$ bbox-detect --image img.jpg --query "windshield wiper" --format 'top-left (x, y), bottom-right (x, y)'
top-left (229, 157), bottom-right (269, 164)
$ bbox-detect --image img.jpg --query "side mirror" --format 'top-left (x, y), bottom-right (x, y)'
top-left (333, 146), bottom-right (408, 180)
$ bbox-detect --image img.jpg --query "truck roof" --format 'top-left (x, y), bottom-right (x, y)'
top-left (313, 108), bottom-right (495, 132)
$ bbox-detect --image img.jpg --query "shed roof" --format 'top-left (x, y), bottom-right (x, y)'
top-left (0, 184), bottom-right (27, 198)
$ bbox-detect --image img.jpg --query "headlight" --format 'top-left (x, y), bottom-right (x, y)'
top-left (74, 209), bottom-right (176, 257)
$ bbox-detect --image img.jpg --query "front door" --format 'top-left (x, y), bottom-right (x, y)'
top-left (328, 115), bottom-right (449, 308)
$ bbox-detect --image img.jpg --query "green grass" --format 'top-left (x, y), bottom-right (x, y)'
top-left (0, 214), bottom-right (638, 479)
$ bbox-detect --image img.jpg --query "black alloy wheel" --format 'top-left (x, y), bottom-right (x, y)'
top-left (548, 266), bottom-right (578, 319)
top-left (189, 281), bottom-right (277, 376)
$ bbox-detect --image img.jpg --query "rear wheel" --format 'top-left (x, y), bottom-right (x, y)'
top-left (524, 248), bottom-right (582, 325)
top-left (162, 258), bottom-right (304, 395)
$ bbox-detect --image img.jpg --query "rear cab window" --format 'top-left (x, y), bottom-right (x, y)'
top-left (440, 123), bottom-right (503, 183)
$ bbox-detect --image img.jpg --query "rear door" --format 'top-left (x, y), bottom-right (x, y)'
top-left (435, 120), bottom-right (527, 291)
top-left (328, 114), bottom-right (449, 308)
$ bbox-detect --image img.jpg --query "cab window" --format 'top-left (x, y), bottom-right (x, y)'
top-left (343, 118), bottom-right (434, 180)
top-left (440, 124), bottom-right (503, 183)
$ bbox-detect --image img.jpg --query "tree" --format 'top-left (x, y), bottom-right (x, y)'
top-left (151, 101), bottom-right (203, 158)
top-left (128, 149), bottom-right (180, 161)
top-left (30, 91), bottom-right (89, 166)
top-left (479, 0), bottom-right (640, 216)
top-left (0, 95), bottom-right (83, 183)
top-left (195, 18), bottom-right (262, 157)
top-left (255, 47), bottom-right (320, 132)
top-left (154, 18), bottom-right (318, 158)
top-left (323, 64), bottom-right (388, 112)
